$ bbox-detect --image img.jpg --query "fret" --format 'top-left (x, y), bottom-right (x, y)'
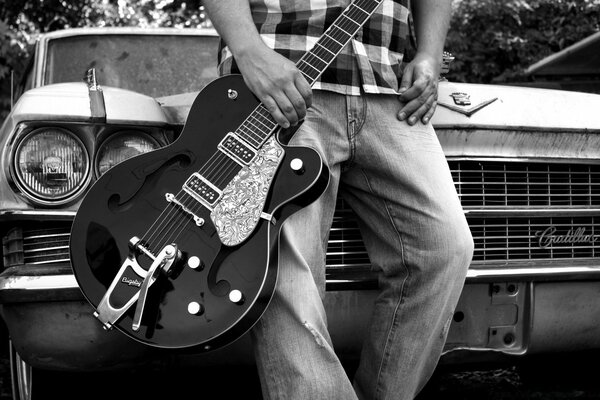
top-left (335, 24), bottom-right (354, 38)
top-left (339, 14), bottom-right (361, 30)
top-left (256, 106), bottom-right (278, 130)
top-left (323, 32), bottom-right (344, 48)
top-left (298, 59), bottom-right (321, 75)
top-left (315, 42), bottom-right (335, 57)
top-left (328, 26), bottom-right (352, 44)
top-left (236, 125), bottom-right (262, 147)
top-left (244, 118), bottom-right (269, 136)
top-left (249, 113), bottom-right (273, 131)
top-left (306, 51), bottom-right (328, 66)
top-left (350, 2), bottom-right (371, 16)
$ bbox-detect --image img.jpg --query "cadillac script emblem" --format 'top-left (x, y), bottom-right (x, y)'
top-left (534, 226), bottom-right (597, 249)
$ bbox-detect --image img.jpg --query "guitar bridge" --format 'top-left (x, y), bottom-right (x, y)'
top-left (93, 238), bottom-right (179, 331)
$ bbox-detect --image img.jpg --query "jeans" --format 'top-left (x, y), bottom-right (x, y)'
top-left (251, 90), bottom-right (474, 400)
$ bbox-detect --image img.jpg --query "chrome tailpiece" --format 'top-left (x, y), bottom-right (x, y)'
top-left (93, 237), bottom-right (180, 331)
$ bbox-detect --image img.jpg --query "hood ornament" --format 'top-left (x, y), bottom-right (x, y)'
top-left (84, 68), bottom-right (102, 92)
top-left (84, 68), bottom-right (106, 122)
top-left (439, 91), bottom-right (498, 117)
top-left (451, 92), bottom-right (471, 106)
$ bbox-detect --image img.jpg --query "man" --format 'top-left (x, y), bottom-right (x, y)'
top-left (202, 1), bottom-right (474, 399)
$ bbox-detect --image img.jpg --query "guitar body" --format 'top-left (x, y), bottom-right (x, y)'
top-left (70, 75), bottom-right (329, 350)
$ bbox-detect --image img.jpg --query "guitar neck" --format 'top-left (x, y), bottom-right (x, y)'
top-left (235, 0), bottom-right (383, 147)
top-left (297, 0), bottom-right (383, 85)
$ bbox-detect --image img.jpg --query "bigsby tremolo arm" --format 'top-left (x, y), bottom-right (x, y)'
top-left (93, 237), bottom-right (180, 331)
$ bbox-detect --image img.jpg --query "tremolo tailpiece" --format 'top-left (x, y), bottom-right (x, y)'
top-left (93, 237), bottom-right (180, 331)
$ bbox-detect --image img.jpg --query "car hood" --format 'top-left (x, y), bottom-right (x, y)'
top-left (7, 82), bottom-right (169, 126)
top-left (156, 82), bottom-right (600, 132)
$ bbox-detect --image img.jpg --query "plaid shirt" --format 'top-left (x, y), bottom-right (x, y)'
top-left (217, 0), bottom-right (413, 95)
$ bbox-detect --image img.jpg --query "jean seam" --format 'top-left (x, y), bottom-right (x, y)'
top-left (358, 168), bottom-right (410, 400)
top-left (258, 318), bottom-right (287, 400)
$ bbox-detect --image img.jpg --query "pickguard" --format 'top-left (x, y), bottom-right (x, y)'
top-left (211, 136), bottom-right (284, 246)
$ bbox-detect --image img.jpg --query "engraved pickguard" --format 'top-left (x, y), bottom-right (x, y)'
top-left (211, 136), bottom-right (284, 246)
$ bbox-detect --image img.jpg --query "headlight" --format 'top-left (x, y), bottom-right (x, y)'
top-left (13, 128), bottom-right (90, 204)
top-left (95, 131), bottom-right (160, 176)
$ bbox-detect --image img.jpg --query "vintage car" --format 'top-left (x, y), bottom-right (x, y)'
top-left (2, 26), bottom-right (600, 399)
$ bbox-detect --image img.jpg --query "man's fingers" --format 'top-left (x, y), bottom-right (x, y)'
top-left (398, 75), bottom-right (430, 102)
top-left (272, 89), bottom-right (300, 127)
top-left (399, 92), bottom-right (436, 125)
top-left (283, 88), bottom-right (306, 123)
top-left (295, 73), bottom-right (313, 109)
top-left (421, 100), bottom-right (437, 124)
top-left (262, 95), bottom-right (291, 128)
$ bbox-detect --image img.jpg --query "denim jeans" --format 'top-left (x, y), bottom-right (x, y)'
top-left (251, 90), bottom-right (474, 400)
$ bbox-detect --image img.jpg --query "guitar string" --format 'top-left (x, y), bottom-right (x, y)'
top-left (140, 0), bottom-right (379, 253)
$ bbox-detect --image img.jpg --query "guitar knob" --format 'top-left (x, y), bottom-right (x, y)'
top-left (229, 290), bottom-right (245, 305)
top-left (290, 158), bottom-right (304, 175)
top-left (188, 301), bottom-right (204, 315)
top-left (187, 256), bottom-right (203, 270)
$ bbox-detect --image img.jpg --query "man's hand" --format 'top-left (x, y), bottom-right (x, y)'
top-left (397, 53), bottom-right (440, 125)
top-left (236, 43), bottom-right (313, 129)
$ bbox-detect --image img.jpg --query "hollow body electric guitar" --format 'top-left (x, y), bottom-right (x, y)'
top-left (71, 0), bottom-right (383, 351)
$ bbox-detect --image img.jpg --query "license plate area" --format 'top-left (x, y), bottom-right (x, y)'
top-left (444, 282), bottom-right (532, 354)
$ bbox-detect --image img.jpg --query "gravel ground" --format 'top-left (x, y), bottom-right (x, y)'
top-left (3, 352), bottom-right (600, 399)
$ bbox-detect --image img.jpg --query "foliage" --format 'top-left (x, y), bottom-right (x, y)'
top-left (445, 0), bottom-right (600, 83)
top-left (0, 0), bottom-right (211, 120)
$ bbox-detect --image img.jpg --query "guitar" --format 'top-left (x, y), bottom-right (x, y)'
top-left (70, 0), bottom-right (383, 351)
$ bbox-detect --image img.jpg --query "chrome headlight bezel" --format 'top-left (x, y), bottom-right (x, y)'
top-left (11, 127), bottom-right (92, 206)
top-left (94, 130), bottom-right (161, 177)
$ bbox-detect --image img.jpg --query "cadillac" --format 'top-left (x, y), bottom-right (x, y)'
top-left (1, 26), bottom-right (600, 399)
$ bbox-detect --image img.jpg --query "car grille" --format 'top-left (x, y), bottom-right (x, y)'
top-left (3, 224), bottom-right (71, 267)
top-left (451, 160), bottom-right (600, 208)
top-left (469, 215), bottom-right (599, 262)
top-left (3, 161), bottom-right (599, 288)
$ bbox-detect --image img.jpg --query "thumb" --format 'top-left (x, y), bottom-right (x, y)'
top-left (399, 64), bottom-right (414, 95)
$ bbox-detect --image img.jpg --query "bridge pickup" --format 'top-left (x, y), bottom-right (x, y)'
top-left (183, 173), bottom-right (222, 209)
top-left (218, 133), bottom-right (257, 166)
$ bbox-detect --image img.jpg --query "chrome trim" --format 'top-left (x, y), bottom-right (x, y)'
top-left (24, 245), bottom-right (69, 254)
top-left (0, 274), bottom-right (78, 291)
top-left (464, 208), bottom-right (600, 216)
top-left (0, 210), bottom-right (76, 218)
top-left (466, 265), bottom-right (600, 279)
top-left (4, 265), bottom-right (600, 295)
top-left (446, 156), bottom-right (600, 165)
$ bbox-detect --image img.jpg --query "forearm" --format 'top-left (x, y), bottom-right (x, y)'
top-left (411, 0), bottom-right (452, 60)
top-left (202, 0), bottom-right (265, 57)
top-left (203, 0), bottom-right (312, 128)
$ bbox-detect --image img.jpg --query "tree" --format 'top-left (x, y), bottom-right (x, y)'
top-left (445, 0), bottom-right (600, 84)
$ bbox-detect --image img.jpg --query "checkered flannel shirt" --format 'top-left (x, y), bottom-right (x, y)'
top-left (217, 0), bottom-right (413, 95)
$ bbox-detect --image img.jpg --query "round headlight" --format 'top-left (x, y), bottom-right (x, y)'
top-left (13, 128), bottom-right (90, 204)
top-left (95, 131), bottom-right (160, 176)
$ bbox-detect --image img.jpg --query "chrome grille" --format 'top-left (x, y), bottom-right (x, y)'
top-left (326, 203), bottom-right (371, 285)
top-left (2, 225), bottom-right (71, 267)
top-left (469, 216), bottom-right (600, 262)
top-left (24, 227), bottom-right (71, 264)
top-left (450, 160), bottom-right (600, 207)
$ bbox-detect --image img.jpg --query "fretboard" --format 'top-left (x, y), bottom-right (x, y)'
top-left (235, 0), bottom-right (383, 149)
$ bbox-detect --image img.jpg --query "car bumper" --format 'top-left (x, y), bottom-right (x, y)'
top-left (3, 263), bottom-right (600, 371)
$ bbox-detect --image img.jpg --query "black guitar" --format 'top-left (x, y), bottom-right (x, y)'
top-left (70, 0), bottom-right (383, 351)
